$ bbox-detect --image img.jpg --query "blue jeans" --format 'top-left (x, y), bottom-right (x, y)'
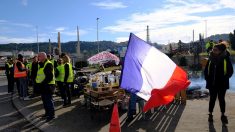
top-left (128, 93), bottom-right (137, 117)
top-left (19, 77), bottom-right (28, 97)
top-left (127, 93), bottom-right (145, 118)
top-left (41, 93), bottom-right (55, 118)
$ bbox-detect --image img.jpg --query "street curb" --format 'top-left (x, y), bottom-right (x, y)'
top-left (11, 93), bottom-right (61, 132)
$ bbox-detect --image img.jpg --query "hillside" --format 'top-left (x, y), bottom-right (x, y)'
top-left (0, 41), bottom-right (128, 55)
top-left (0, 33), bottom-right (230, 54)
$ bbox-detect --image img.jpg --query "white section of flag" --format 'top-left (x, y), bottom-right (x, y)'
top-left (137, 47), bottom-right (176, 101)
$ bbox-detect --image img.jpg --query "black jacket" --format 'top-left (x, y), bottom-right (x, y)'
top-left (37, 59), bottom-right (55, 94)
top-left (31, 61), bottom-right (38, 81)
top-left (204, 53), bottom-right (233, 90)
top-left (64, 63), bottom-right (69, 83)
top-left (38, 60), bottom-right (54, 85)
top-left (5, 62), bottom-right (13, 77)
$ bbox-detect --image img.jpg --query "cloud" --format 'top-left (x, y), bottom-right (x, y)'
top-left (21, 0), bottom-right (28, 6)
top-left (91, 1), bottom-right (127, 9)
top-left (219, 0), bottom-right (235, 9)
top-left (116, 37), bottom-right (129, 43)
top-left (0, 20), bottom-right (8, 23)
top-left (12, 23), bottom-right (33, 28)
top-left (104, 0), bottom-right (235, 44)
top-left (0, 36), bottom-right (36, 44)
top-left (53, 27), bottom-right (88, 37)
top-left (55, 27), bottom-right (66, 32)
top-left (0, 20), bottom-right (33, 28)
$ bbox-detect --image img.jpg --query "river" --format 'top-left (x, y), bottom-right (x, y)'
top-left (189, 64), bottom-right (235, 92)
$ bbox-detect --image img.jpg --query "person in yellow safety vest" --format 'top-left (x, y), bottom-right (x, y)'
top-left (205, 40), bottom-right (215, 54)
top-left (25, 59), bottom-right (32, 77)
top-left (24, 59), bottom-right (32, 89)
top-left (5, 57), bottom-right (14, 93)
top-left (204, 44), bottom-right (233, 124)
top-left (55, 58), bottom-right (65, 103)
top-left (36, 52), bottom-right (55, 122)
top-left (47, 54), bottom-right (57, 69)
top-left (29, 56), bottom-right (39, 98)
top-left (14, 54), bottom-right (29, 100)
top-left (61, 54), bottom-right (74, 106)
top-left (51, 54), bottom-right (57, 68)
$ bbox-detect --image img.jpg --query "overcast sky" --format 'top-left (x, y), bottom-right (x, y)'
top-left (0, 0), bottom-right (235, 44)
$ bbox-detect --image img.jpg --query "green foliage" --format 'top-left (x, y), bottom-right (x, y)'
top-left (0, 41), bottom-right (128, 54)
top-left (75, 61), bottom-right (88, 68)
top-left (228, 50), bottom-right (235, 55)
top-left (178, 56), bottom-right (187, 66)
top-left (229, 30), bottom-right (235, 50)
top-left (189, 64), bottom-right (202, 71)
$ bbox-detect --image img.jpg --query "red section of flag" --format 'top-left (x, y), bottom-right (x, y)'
top-left (109, 103), bottom-right (121, 132)
top-left (143, 66), bottom-right (191, 112)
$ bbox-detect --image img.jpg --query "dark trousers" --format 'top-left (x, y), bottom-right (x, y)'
top-left (19, 77), bottom-right (28, 98)
top-left (57, 81), bottom-right (64, 100)
top-left (32, 81), bottom-right (40, 95)
top-left (41, 93), bottom-right (55, 118)
top-left (61, 83), bottom-right (72, 105)
top-left (15, 79), bottom-right (20, 95)
top-left (209, 88), bottom-right (227, 114)
top-left (7, 75), bottom-right (14, 93)
top-left (128, 93), bottom-right (137, 117)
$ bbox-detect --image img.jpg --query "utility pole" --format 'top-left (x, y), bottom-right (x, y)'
top-left (205, 20), bottom-right (207, 40)
top-left (77, 26), bottom-right (81, 59)
top-left (97, 17), bottom-right (99, 53)
top-left (49, 39), bottom-right (51, 54)
top-left (146, 25), bottom-right (150, 44)
top-left (58, 32), bottom-right (61, 55)
top-left (36, 26), bottom-right (39, 53)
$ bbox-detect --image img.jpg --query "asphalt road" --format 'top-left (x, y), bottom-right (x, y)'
top-left (0, 76), bottom-right (40, 132)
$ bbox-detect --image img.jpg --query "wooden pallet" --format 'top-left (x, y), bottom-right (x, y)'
top-left (93, 86), bottom-right (112, 92)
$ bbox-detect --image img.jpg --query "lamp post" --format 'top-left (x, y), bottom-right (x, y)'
top-left (97, 17), bottom-right (99, 53)
top-left (36, 26), bottom-right (39, 53)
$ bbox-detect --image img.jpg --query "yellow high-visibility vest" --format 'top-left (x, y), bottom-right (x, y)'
top-left (208, 59), bottom-right (227, 75)
top-left (36, 60), bottom-right (55, 84)
top-left (65, 63), bottom-right (74, 83)
top-left (56, 64), bottom-right (65, 82)
top-left (6, 62), bottom-right (13, 75)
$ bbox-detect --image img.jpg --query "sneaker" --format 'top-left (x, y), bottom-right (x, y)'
top-left (221, 115), bottom-right (228, 124)
top-left (208, 114), bottom-right (213, 122)
top-left (29, 95), bottom-right (35, 98)
top-left (41, 114), bottom-right (48, 119)
top-left (23, 97), bottom-right (31, 101)
top-left (46, 116), bottom-right (55, 122)
top-left (126, 116), bottom-right (134, 122)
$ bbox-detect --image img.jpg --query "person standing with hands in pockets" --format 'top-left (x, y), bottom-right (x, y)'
top-left (204, 44), bottom-right (233, 124)
top-left (36, 52), bottom-right (56, 122)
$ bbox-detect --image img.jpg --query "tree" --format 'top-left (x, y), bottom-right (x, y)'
top-left (229, 30), bottom-right (235, 50)
top-left (178, 40), bottom-right (182, 52)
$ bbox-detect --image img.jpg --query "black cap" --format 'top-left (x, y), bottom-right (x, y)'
top-left (60, 53), bottom-right (66, 57)
top-left (214, 44), bottom-right (226, 51)
top-left (18, 54), bottom-right (23, 59)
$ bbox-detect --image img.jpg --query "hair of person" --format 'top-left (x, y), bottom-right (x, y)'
top-left (18, 54), bottom-right (23, 59)
top-left (38, 52), bottom-right (47, 59)
top-left (63, 55), bottom-right (71, 63)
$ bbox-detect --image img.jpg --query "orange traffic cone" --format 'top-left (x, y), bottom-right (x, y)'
top-left (109, 103), bottom-right (121, 132)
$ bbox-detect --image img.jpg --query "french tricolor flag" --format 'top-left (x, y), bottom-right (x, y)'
top-left (120, 33), bottom-right (190, 112)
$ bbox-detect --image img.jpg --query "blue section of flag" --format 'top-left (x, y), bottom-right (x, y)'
top-left (120, 33), bottom-right (152, 93)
